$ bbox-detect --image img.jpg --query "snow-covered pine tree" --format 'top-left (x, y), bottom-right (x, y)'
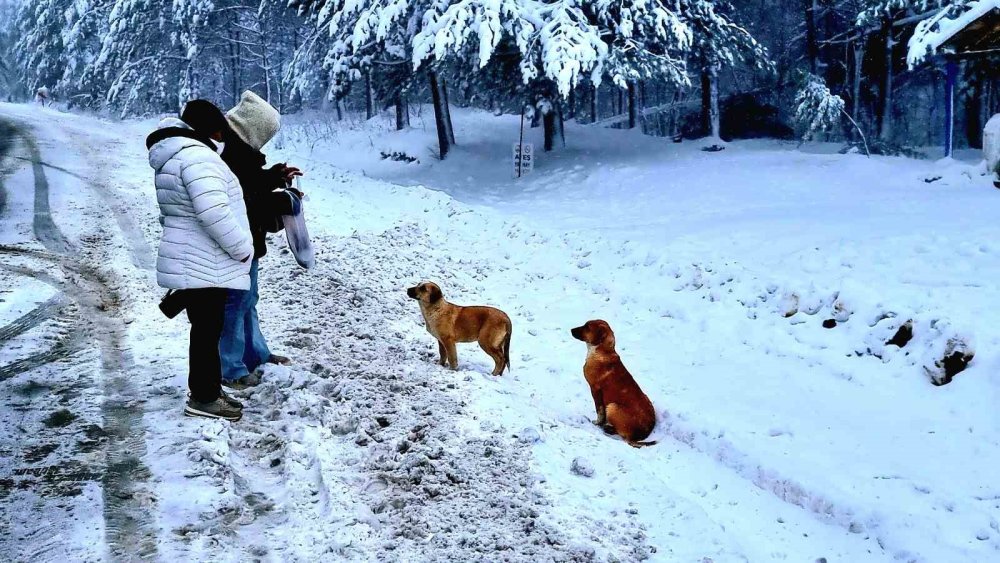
top-left (230, 0), bottom-right (305, 111)
top-left (13, 0), bottom-right (117, 107)
top-left (13, 0), bottom-right (76, 99)
top-left (292, 0), bottom-right (458, 156)
top-left (794, 72), bottom-right (870, 154)
top-left (795, 73), bottom-right (846, 139)
top-left (681, 0), bottom-right (770, 145)
top-left (60, 0), bottom-right (114, 108)
top-left (413, 0), bottom-right (695, 149)
top-left (0, 0), bottom-right (19, 100)
top-left (91, 0), bottom-right (192, 116)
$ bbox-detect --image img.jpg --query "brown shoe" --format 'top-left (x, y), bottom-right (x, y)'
top-left (221, 372), bottom-right (262, 390)
top-left (267, 354), bottom-right (291, 365)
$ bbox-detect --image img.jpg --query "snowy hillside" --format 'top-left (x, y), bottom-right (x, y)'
top-left (3, 104), bottom-right (1000, 562)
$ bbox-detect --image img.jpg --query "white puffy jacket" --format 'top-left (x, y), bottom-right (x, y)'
top-left (148, 117), bottom-right (254, 290)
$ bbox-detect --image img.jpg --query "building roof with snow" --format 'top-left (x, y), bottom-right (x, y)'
top-left (908, 0), bottom-right (1000, 67)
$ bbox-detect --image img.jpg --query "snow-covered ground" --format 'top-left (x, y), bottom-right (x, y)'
top-left (3, 103), bottom-right (999, 561)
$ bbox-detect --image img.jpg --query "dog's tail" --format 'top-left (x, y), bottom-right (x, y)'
top-left (628, 440), bottom-right (658, 448)
top-left (502, 326), bottom-right (512, 373)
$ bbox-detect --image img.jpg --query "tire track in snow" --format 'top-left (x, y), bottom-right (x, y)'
top-left (62, 127), bottom-right (154, 272)
top-left (20, 127), bottom-right (71, 254)
top-left (0, 113), bottom-right (158, 560)
top-left (0, 294), bottom-right (69, 344)
top-left (0, 118), bottom-right (16, 217)
top-left (0, 248), bottom-right (158, 558)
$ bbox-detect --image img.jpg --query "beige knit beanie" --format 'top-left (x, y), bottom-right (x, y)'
top-left (226, 91), bottom-right (281, 150)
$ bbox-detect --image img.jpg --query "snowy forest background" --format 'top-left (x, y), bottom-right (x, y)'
top-left (1, 0), bottom-right (997, 156)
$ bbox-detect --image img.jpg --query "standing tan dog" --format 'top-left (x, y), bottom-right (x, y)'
top-left (571, 320), bottom-right (656, 448)
top-left (407, 282), bottom-right (512, 376)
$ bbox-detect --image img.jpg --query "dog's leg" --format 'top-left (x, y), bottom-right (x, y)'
top-left (444, 340), bottom-right (459, 370)
top-left (437, 340), bottom-right (447, 366)
top-left (606, 403), bottom-right (653, 446)
top-left (479, 340), bottom-right (505, 376)
top-left (591, 388), bottom-right (606, 426)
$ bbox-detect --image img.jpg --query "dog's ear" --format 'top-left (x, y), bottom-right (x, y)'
top-left (428, 284), bottom-right (442, 304)
top-left (591, 323), bottom-right (607, 345)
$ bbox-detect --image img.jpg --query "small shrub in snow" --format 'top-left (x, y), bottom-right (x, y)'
top-left (794, 74), bottom-right (845, 141)
top-left (794, 74), bottom-right (869, 156)
top-left (380, 151), bottom-right (419, 164)
top-left (570, 457), bottom-right (594, 478)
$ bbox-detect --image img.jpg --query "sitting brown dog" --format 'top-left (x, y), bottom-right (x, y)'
top-left (407, 281), bottom-right (512, 376)
top-left (570, 320), bottom-right (656, 448)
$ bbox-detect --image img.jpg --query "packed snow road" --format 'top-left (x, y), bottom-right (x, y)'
top-left (3, 104), bottom-right (999, 562)
top-left (0, 107), bottom-right (157, 560)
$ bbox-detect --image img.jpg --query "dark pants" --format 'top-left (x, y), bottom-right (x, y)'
top-left (184, 288), bottom-right (227, 403)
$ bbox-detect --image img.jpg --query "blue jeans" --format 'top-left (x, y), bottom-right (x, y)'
top-left (220, 258), bottom-right (271, 381)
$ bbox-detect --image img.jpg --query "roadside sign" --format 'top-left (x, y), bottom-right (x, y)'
top-left (513, 142), bottom-right (534, 178)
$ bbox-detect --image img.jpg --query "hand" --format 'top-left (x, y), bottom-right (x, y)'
top-left (282, 165), bottom-right (303, 183)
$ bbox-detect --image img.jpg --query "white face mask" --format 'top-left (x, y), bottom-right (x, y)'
top-left (215, 140), bottom-right (226, 155)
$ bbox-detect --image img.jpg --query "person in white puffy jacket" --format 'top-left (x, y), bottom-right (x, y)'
top-left (146, 100), bottom-right (253, 422)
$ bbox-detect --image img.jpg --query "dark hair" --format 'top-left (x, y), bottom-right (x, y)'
top-left (180, 99), bottom-right (228, 136)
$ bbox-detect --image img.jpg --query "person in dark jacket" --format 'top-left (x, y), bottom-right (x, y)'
top-left (218, 91), bottom-right (303, 388)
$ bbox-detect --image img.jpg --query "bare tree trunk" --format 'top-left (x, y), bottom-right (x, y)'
top-left (852, 42), bottom-right (864, 141)
top-left (227, 28), bottom-right (241, 106)
top-left (804, 0), bottom-right (819, 75)
top-left (395, 94), bottom-right (406, 130)
top-left (441, 77), bottom-right (455, 144)
top-left (709, 69), bottom-right (721, 139)
top-left (590, 84), bottom-right (598, 123)
top-left (543, 106), bottom-right (556, 151)
top-left (365, 71), bottom-right (374, 120)
top-left (429, 70), bottom-right (451, 159)
top-left (965, 70), bottom-right (983, 149)
top-left (557, 101), bottom-right (565, 146)
top-left (879, 20), bottom-right (894, 142)
top-left (627, 81), bottom-right (638, 129)
top-left (702, 66), bottom-right (721, 139)
top-left (701, 70), bottom-right (712, 135)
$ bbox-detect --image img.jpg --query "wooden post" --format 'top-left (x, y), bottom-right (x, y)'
top-left (945, 58), bottom-right (959, 158)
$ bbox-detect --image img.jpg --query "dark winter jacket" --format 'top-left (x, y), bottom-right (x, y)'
top-left (220, 132), bottom-right (295, 258)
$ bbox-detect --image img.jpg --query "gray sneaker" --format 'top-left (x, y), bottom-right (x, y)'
top-left (220, 389), bottom-right (243, 409)
top-left (184, 397), bottom-right (242, 421)
top-left (221, 372), bottom-right (262, 391)
top-left (186, 390), bottom-right (243, 409)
